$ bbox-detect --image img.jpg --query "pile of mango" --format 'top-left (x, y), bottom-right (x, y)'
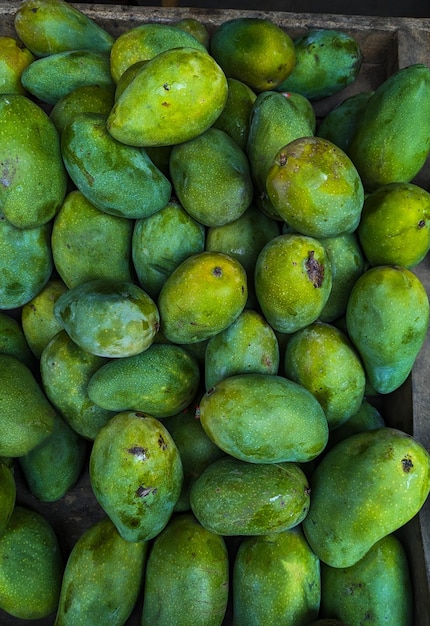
top-left (1, 0), bottom-right (430, 624)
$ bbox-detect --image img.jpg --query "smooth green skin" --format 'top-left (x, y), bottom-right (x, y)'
top-left (40, 330), bottom-right (116, 440)
top-left (14, 0), bottom-right (114, 56)
top-left (54, 516), bottom-right (148, 626)
top-left (54, 278), bottom-right (160, 358)
top-left (317, 91), bottom-right (374, 153)
top-left (50, 84), bottom-right (115, 135)
top-left (345, 265), bottom-right (430, 394)
top-left (0, 354), bottom-right (55, 457)
top-left (0, 311), bottom-right (35, 368)
top-left (114, 60), bottom-right (147, 101)
top-left (204, 309), bottom-right (280, 390)
top-left (199, 373), bottom-right (329, 463)
top-left (21, 278), bottom-right (68, 359)
top-left (357, 182), bottom-right (430, 268)
top-left (61, 113), bottom-right (172, 219)
top-left (52, 190), bottom-right (133, 289)
top-left (319, 232), bottom-right (365, 323)
top-left (328, 398), bottom-right (385, 449)
top-left (320, 534), bottom-right (413, 625)
top-left (107, 47), bottom-right (228, 147)
top-left (284, 321), bottom-right (366, 430)
top-left (0, 506), bottom-right (63, 619)
top-left (157, 251), bottom-right (248, 344)
top-left (0, 94), bottom-right (67, 229)
top-left (89, 411), bottom-right (183, 542)
top-left (210, 18), bottom-right (296, 92)
top-left (169, 127), bottom-right (254, 227)
top-left (0, 462), bottom-right (15, 537)
top-left (141, 513), bottom-right (229, 626)
top-left (302, 427), bottom-right (430, 568)
top-left (232, 527), bottom-right (321, 626)
top-left (266, 136), bottom-right (364, 238)
top-left (173, 18), bottom-right (210, 49)
top-left (87, 342), bottom-right (200, 418)
top-left (212, 77), bottom-right (257, 150)
top-left (0, 36), bottom-right (34, 95)
top-left (254, 234), bottom-right (332, 334)
top-left (277, 29), bottom-right (362, 100)
top-left (110, 22), bottom-right (208, 83)
top-left (348, 64), bottom-right (430, 191)
top-left (190, 456), bottom-right (310, 536)
top-left (132, 199), bottom-right (205, 300)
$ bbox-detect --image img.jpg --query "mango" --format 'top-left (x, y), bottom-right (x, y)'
top-left (212, 77), bottom-right (257, 150)
top-left (113, 59), bottom-right (147, 102)
top-left (0, 36), bottom-right (34, 95)
top-left (89, 411), bottom-right (183, 542)
top-left (190, 456), bottom-right (310, 535)
top-left (328, 399), bottom-right (385, 449)
top-left (0, 311), bottom-right (35, 368)
top-left (302, 426), bottom-right (430, 568)
top-left (173, 17), bottom-right (210, 49)
top-left (317, 91), bottom-right (374, 153)
top-left (141, 513), bottom-right (229, 626)
top-left (50, 83), bottom-right (115, 135)
top-left (0, 461), bottom-right (15, 537)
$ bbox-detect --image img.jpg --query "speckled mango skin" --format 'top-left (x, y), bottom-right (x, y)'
top-left (141, 513), bottom-right (229, 626)
top-left (0, 36), bottom-right (34, 95)
top-left (302, 427), bottom-right (430, 568)
top-left (317, 91), bottom-right (374, 153)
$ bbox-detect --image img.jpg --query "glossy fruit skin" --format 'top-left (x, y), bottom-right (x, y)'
top-left (0, 36), bottom-right (34, 95)
top-left (212, 77), bottom-right (257, 150)
top-left (49, 84), bottom-right (115, 135)
top-left (317, 91), bottom-right (374, 153)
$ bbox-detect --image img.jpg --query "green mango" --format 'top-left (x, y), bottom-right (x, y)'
top-left (212, 77), bottom-right (257, 150)
top-left (173, 18), bottom-right (210, 49)
top-left (54, 516), bottom-right (148, 626)
top-left (199, 373), bottom-right (328, 463)
top-left (0, 36), bottom-right (34, 95)
top-left (345, 265), bottom-right (429, 394)
top-left (61, 112), bottom-right (172, 219)
top-left (0, 94), bottom-right (67, 229)
top-left (284, 321), bottom-right (366, 430)
top-left (52, 190), bottom-right (133, 288)
top-left (302, 426), bottom-right (430, 568)
top-left (0, 506), bottom-right (63, 620)
top-left (141, 513), bottom-right (229, 626)
top-left (50, 83), bottom-right (115, 135)
top-left (204, 309), bottom-right (280, 390)
top-left (114, 60), bottom-right (147, 102)
top-left (89, 411), bottom-right (183, 542)
top-left (87, 342), bottom-right (200, 418)
top-left (254, 233), bottom-right (332, 334)
top-left (348, 64), bottom-right (430, 190)
top-left (0, 461), bottom-right (15, 537)
top-left (317, 91), bottom-right (374, 153)
top-left (107, 46), bottom-right (228, 147)
top-left (328, 399), bottom-right (385, 449)
top-left (169, 127), bottom-right (254, 227)
top-left (277, 29), bottom-right (362, 100)
top-left (14, 0), bottom-right (114, 56)
top-left (40, 329), bottom-right (116, 440)
top-left (309, 621), bottom-right (347, 625)
top-left (281, 90), bottom-right (317, 132)
top-left (0, 311), bottom-right (35, 368)
top-left (233, 527), bottom-right (321, 626)
top-left (0, 354), bottom-right (55, 457)
top-left (320, 534), bottom-right (413, 625)
top-left (54, 278), bottom-right (160, 358)
top-left (190, 456), bottom-right (310, 535)
top-left (132, 198), bottom-right (205, 300)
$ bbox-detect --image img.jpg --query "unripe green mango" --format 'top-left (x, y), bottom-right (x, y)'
top-left (328, 399), bottom-right (385, 450)
top-left (141, 513), bottom-right (229, 626)
top-left (61, 112), bottom-right (172, 219)
top-left (199, 373), bottom-right (328, 463)
top-left (54, 516), bottom-right (148, 626)
top-left (0, 311), bottom-right (35, 368)
top-left (317, 91), bottom-right (374, 153)
top-left (302, 426), bottom-right (430, 568)
top-left (0, 36), bottom-right (34, 95)
top-left (320, 534), bottom-right (413, 625)
top-left (212, 77), bottom-right (256, 150)
top-left (348, 63), bottom-right (430, 190)
top-left (346, 265), bottom-right (429, 394)
top-left (0, 94), bottom-right (67, 229)
top-left (89, 411), bottom-right (183, 542)
top-left (190, 456), bottom-right (310, 535)
top-left (0, 461), bottom-right (15, 537)
top-left (173, 17), bottom-right (210, 49)
top-left (233, 527), bottom-right (321, 626)
top-left (169, 127), bottom-right (254, 227)
top-left (0, 506), bottom-right (63, 620)
top-left (50, 83), bottom-right (115, 135)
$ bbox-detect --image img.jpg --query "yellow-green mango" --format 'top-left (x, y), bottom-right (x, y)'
top-left (0, 461), bottom-right (15, 537)
top-left (327, 399), bottom-right (385, 450)
top-left (54, 516), bottom-right (148, 626)
top-left (169, 127), bottom-right (254, 227)
top-left (173, 18), bottom-right (210, 49)
top-left (141, 513), bottom-right (229, 626)
top-left (107, 46), bottom-right (228, 147)
top-left (199, 373), bottom-right (328, 463)
top-left (0, 354), bottom-right (55, 457)
top-left (302, 426), bottom-right (430, 568)
top-left (50, 83), bottom-right (115, 134)
top-left (0, 506), bottom-right (63, 620)
top-left (54, 278), bottom-right (160, 358)
top-left (61, 112), bottom-right (172, 219)
top-left (348, 64), bottom-right (430, 190)
top-left (317, 91), bottom-right (374, 153)
top-left (212, 77), bottom-right (257, 150)
top-left (89, 411), bottom-right (183, 542)
top-left (14, 0), bottom-right (114, 57)
top-left (0, 94), bottom-right (67, 229)
top-left (0, 311), bottom-right (35, 368)
top-left (345, 265), bottom-right (429, 394)
top-left (320, 534), bottom-right (413, 625)
top-left (233, 527), bottom-right (320, 626)
top-left (114, 59), bottom-right (147, 101)
top-left (190, 456), bottom-right (310, 535)
top-left (0, 36), bottom-right (34, 95)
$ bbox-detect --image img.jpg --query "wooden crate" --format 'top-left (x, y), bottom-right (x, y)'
top-left (0, 3), bottom-right (430, 625)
